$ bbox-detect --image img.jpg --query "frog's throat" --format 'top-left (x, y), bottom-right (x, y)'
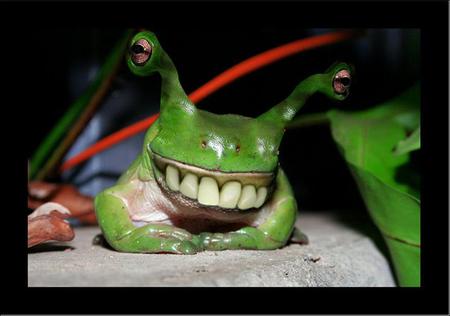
top-left (150, 151), bottom-right (276, 212)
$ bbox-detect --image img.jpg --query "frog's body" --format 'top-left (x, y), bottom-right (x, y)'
top-left (95, 31), bottom-right (352, 254)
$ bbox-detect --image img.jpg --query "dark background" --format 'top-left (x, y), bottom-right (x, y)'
top-left (27, 27), bottom-right (420, 213)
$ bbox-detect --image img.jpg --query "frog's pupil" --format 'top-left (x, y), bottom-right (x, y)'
top-left (131, 44), bottom-right (144, 54)
top-left (340, 77), bottom-right (351, 87)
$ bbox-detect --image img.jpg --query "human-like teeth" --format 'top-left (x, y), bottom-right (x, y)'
top-left (238, 185), bottom-right (257, 210)
top-left (198, 177), bottom-right (220, 206)
top-left (161, 162), bottom-right (271, 210)
top-left (179, 173), bottom-right (199, 199)
top-left (219, 181), bottom-right (242, 209)
top-left (166, 165), bottom-right (180, 191)
top-left (254, 187), bottom-right (268, 208)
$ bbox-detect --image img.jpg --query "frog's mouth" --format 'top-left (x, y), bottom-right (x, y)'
top-left (151, 152), bottom-right (276, 212)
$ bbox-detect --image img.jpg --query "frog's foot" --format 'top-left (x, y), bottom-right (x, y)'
top-left (188, 168), bottom-right (298, 252)
top-left (195, 197), bottom-right (296, 251)
top-left (117, 223), bottom-right (203, 254)
top-left (151, 152), bottom-right (276, 215)
top-left (95, 190), bottom-right (202, 254)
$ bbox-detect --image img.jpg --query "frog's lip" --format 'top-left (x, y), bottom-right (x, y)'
top-left (150, 152), bottom-right (276, 212)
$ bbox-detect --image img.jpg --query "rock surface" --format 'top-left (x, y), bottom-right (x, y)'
top-left (28, 211), bottom-right (396, 286)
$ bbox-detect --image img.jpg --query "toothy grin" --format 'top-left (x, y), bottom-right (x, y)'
top-left (151, 153), bottom-right (275, 211)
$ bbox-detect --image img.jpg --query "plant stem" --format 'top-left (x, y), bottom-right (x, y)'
top-left (30, 29), bottom-right (133, 180)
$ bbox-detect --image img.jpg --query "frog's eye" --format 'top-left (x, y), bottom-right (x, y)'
top-left (130, 39), bottom-right (152, 66)
top-left (333, 69), bottom-right (351, 96)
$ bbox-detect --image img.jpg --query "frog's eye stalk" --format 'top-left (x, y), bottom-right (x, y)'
top-left (127, 31), bottom-right (196, 122)
top-left (130, 39), bottom-right (152, 66)
top-left (258, 62), bottom-right (353, 127)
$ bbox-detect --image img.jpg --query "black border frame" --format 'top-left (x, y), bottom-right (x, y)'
top-left (3, 1), bottom-right (449, 314)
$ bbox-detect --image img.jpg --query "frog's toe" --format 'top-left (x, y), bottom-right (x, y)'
top-left (171, 239), bottom-right (201, 255)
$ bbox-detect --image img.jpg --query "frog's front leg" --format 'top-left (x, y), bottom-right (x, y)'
top-left (95, 186), bottom-right (201, 254)
top-left (198, 168), bottom-right (297, 251)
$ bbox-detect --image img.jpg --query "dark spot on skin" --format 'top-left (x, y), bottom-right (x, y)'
top-left (236, 144), bottom-right (240, 153)
top-left (201, 140), bottom-right (207, 149)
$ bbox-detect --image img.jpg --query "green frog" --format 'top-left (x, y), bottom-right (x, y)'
top-left (94, 31), bottom-right (352, 254)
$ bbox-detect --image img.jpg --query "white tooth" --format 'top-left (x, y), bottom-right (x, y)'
top-left (180, 173), bottom-right (199, 199)
top-left (166, 165), bottom-right (180, 191)
top-left (219, 181), bottom-right (242, 209)
top-left (238, 185), bottom-right (257, 210)
top-left (198, 177), bottom-right (219, 206)
top-left (254, 187), bottom-right (268, 208)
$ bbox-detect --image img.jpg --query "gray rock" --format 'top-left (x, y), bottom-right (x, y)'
top-left (28, 211), bottom-right (396, 287)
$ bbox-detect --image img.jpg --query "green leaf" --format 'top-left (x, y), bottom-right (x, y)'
top-left (394, 126), bottom-right (420, 155)
top-left (327, 83), bottom-right (420, 286)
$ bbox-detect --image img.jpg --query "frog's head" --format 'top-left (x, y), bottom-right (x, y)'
top-left (127, 31), bottom-right (352, 212)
